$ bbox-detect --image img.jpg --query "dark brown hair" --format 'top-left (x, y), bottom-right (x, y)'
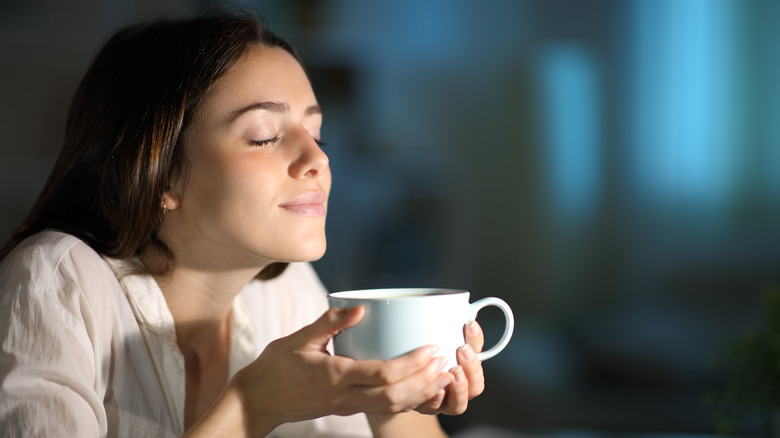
top-left (0, 11), bottom-right (298, 279)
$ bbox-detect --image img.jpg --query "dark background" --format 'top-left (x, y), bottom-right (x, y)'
top-left (3, 0), bottom-right (780, 436)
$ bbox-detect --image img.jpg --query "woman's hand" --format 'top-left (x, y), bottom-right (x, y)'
top-left (416, 320), bottom-right (486, 416)
top-left (227, 306), bottom-right (454, 435)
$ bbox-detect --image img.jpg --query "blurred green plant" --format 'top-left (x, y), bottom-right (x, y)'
top-left (711, 286), bottom-right (780, 435)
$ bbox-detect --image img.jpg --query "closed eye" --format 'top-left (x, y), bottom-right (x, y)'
top-left (314, 138), bottom-right (327, 147)
top-left (249, 135), bottom-right (281, 147)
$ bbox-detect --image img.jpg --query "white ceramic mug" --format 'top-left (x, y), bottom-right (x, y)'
top-left (327, 288), bottom-right (514, 367)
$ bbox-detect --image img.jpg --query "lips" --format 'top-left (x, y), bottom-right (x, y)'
top-left (279, 191), bottom-right (327, 217)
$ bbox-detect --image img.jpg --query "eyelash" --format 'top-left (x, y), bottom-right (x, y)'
top-left (249, 136), bottom-right (327, 148)
top-left (249, 135), bottom-right (280, 147)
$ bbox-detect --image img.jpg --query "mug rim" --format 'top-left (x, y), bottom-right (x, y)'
top-left (328, 288), bottom-right (468, 300)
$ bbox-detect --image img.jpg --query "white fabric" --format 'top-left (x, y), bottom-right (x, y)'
top-left (0, 230), bottom-right (371, 437)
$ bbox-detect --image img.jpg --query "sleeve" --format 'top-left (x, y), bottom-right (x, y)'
top-left (0, 244), bottom-right (108, 437)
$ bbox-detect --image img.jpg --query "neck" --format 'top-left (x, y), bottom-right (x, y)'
top-left (140, 244), bottom-right (263, 345)
top-left (148, 261), bottom-right (259, 429)
top-left (140, 233), bottom-right (270, 428)
top-left (153, 263), bottom-right (258, 348)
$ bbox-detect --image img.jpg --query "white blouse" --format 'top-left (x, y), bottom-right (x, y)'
top-left (0, 230), bottom-right (371, 437)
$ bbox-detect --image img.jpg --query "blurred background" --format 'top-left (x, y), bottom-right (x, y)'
top-left (2, 0), bottom-right (780, 436)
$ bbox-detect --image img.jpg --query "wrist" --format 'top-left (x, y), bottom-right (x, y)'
top-left (181, 378), bottom-right (278, 438)
top-left (225, 372), bottom-right (281, 437)
top-left (366, 412), bottom-right (447, 438)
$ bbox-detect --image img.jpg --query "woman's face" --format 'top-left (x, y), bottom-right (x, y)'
top-left (165, 44), bottom-right (330, 270)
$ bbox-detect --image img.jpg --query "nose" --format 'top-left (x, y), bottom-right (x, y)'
top-left (289, 130), bottom-right (329, 179)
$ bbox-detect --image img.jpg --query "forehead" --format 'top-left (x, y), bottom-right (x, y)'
top-left (201, 44), bottom-right (315, 116)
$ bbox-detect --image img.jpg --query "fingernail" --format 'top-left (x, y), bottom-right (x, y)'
top-left (453, 366), bottom-right (466, 384)
top-left (468, 321), bottom-right (479, 336)
top-left (437, 376), bottom-right (451, 390)
top-left (460, 344), bottom-right (475, 362)
top-left (429, 357), bottom-right (447, 372)
top-left (428, 345), bottom-right (440, 357)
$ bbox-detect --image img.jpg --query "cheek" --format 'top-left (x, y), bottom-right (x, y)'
top-left (188, 152), bottom-right (231, 196)
top-left (184, 152), bottom-right (250, 213)
top-left (205, 155), bottom-right (278, 209)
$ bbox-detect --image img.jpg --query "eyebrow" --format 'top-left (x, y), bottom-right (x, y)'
top-left (225, 101), bottom-right (322, 125)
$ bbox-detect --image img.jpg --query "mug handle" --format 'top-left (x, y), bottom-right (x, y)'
top-left (469, 297), bottom-right (514, 361)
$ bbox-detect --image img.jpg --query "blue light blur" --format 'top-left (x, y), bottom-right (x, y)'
top-left (538, 45), bottom-right (601, 221)
top-left (629, 0), bottom-right (736, 208)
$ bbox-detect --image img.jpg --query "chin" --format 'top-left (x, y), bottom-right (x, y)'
top-left (303, 243), bottom-right (327, 262)
top-left (280, 240), bottom-right (327, 263)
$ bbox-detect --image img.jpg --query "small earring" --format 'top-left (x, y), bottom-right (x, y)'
top-left (162, 200), bottom-right (167, 215)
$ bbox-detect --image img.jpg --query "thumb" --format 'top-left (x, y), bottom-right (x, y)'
top-left (295, 306), bottom-right (365, 352)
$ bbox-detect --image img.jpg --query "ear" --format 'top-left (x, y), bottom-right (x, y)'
top-left (161, 192), bottom-right (181, 212)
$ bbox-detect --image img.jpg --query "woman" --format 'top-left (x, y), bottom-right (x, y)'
top-left (0, 11), bottom-right (486, 437)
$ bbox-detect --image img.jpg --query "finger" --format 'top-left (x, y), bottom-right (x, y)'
top-left (437, 366), bottom-right (469, 415)
top-left (457, 344), bottom-right (485, 399)
top-left (414, 389), bottom-right (446, 415)
top-left (464, 321), bottom-right (485, 353)
top-left (295, 306), bottom-right (365, 352)
top-left (339, 345), bottom-right (439, 386)
top-left (361, 358), bottom-right (453, 414)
